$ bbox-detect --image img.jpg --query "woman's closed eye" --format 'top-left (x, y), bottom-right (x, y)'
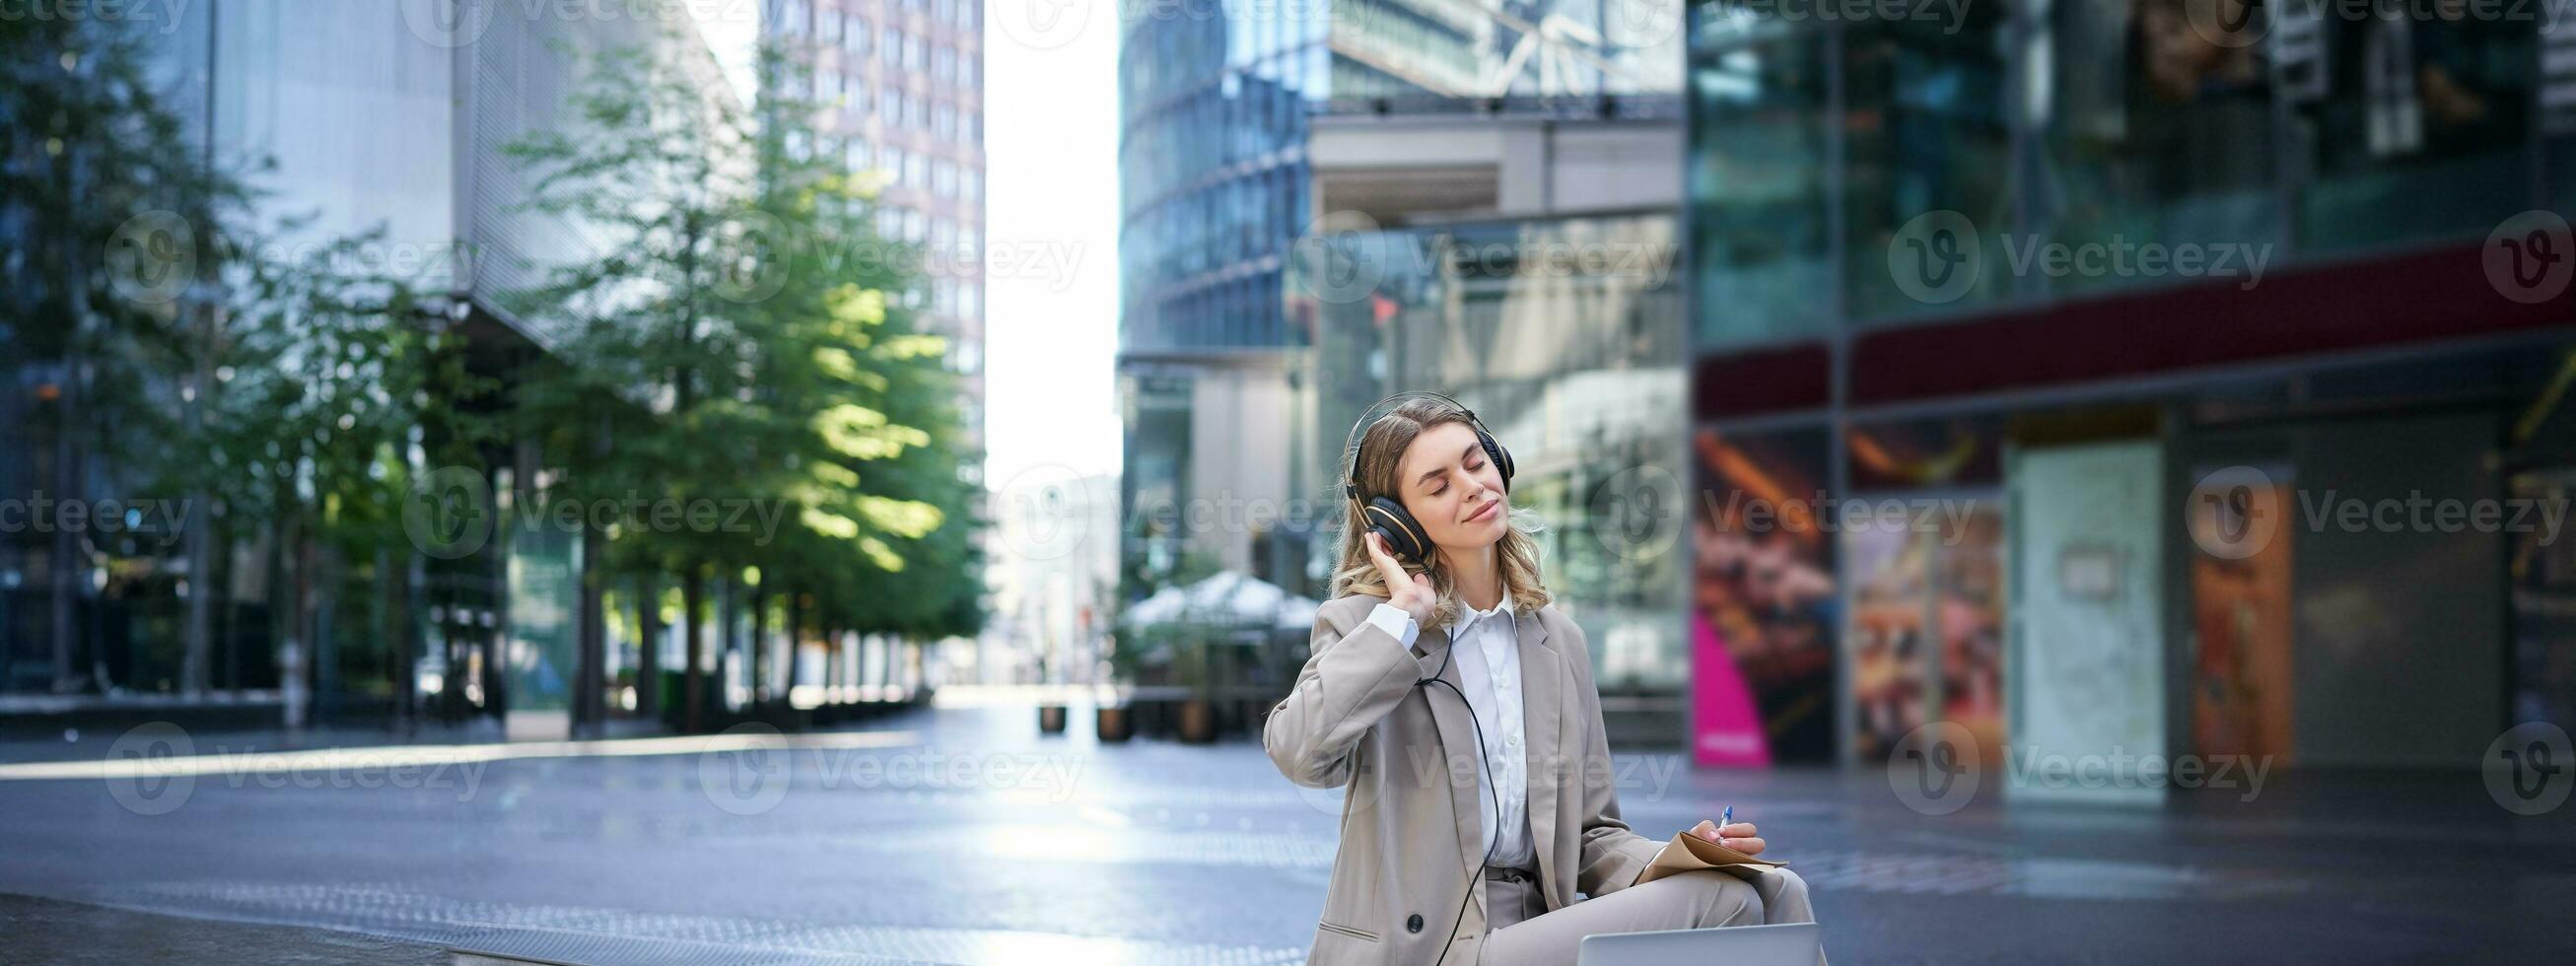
top-left (1429, 460), bottom-right (1485, 496)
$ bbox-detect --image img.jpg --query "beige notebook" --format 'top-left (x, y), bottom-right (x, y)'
top-left (1634, 830), bottom-right (1788, 885)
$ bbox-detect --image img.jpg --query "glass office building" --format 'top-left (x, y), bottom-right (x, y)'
top-left (1118, 1), bottom-right (1687, 600)
top-left (1685, 3), bottom-right (2576, 769)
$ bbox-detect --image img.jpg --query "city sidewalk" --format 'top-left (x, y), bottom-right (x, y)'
top-left (0, 892), bottom-right (449, 966)
top-left (5, 702), bottom-right (2573, 963)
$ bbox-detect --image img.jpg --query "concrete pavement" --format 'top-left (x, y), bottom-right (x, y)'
top-left (1, 702), bottom-right (2571, 963)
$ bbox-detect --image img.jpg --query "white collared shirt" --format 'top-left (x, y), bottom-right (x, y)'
top-left (1367, 589), bottom-right (1534, 870)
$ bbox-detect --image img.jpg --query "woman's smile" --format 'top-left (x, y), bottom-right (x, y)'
top-left (1466, 501), bottom-right (1499, 523)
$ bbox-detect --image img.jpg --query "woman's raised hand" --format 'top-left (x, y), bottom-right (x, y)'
top-left (1363, 531), bottom-right (1436, 628)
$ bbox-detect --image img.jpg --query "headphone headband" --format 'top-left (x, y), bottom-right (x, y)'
top-left (1338, 389), bottom-right (1492, 504)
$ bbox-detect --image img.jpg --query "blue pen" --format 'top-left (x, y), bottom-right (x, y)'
top-left (1720, 805), bottom-right (1733, 841)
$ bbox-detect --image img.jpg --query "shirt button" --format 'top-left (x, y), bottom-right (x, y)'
top-left (1407, 914), bottom-right (1425, 933)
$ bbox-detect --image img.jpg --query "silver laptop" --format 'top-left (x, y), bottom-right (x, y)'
top-left (1576, 923), bottom-right (1823, 965)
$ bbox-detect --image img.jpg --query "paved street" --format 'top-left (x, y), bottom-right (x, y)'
top-left (2, 702), bottom-right (2572, 964)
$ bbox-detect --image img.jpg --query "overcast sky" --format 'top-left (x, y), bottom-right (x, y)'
top-left (978, 11), bottom-right (1124, 488)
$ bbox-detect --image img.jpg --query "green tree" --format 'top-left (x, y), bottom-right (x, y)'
top-left (504, 33), bottom-right (982, 728)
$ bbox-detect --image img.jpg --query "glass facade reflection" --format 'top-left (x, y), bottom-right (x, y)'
top-left (1120, 1), bottom-right (1686, 355)
top-left (1688, 20), bottom-right (1831, 345)
top-left (1686, 3), bottom-right (2576, 770)
top-left (1686, 0), bottom-right (2567, 346)
top-left (1118, 2), bottom-right (1688, 609)
top-left (1288, 213), bottom-right (1690, 736)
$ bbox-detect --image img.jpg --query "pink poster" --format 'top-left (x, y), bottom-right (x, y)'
top-left (1693, 611), bottom-right (1772, 767)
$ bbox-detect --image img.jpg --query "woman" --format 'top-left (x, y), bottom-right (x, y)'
top-left (1265, 394), bottom-right (1825, 966)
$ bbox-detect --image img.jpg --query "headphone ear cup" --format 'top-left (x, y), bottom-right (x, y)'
top-left (1485, 439), bottom-right (1515, 494)
top-left (1363, 497), bottom-right (1432, 564)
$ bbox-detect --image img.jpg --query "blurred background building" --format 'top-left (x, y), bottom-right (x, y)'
top-left (1683, 2), bottom-right (2576, 777)
top-left (2, 1), bottom-right (746, 731)
top-left (1116, 0), bottom-right (1694, 739)
top-left (3, 0), bottom-right (982, 737)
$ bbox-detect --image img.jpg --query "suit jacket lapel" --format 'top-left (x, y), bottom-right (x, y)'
top-left (1516, 611), bottom-right (1563, 908)
top-left (1411, 622), bottom-right (1485, 885)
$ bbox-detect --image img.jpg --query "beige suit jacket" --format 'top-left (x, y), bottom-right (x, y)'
top-left (1263, 592), bottom-right (1666, 965)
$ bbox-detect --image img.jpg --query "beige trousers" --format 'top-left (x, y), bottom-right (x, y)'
top-left (1474, 863), bottom-right (1827, 966)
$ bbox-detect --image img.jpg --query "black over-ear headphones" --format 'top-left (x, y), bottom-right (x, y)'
top-left (1340, 390), bottom-right (1516, 566)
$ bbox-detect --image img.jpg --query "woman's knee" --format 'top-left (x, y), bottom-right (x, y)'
top-left (1687, 871), bottom-right (1764, 928)
top-left (1767, 866), bottom-right (1810, 901)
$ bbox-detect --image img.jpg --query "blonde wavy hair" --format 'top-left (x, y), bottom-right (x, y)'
top-left (1329, 395), bottom-right (1552, 628)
